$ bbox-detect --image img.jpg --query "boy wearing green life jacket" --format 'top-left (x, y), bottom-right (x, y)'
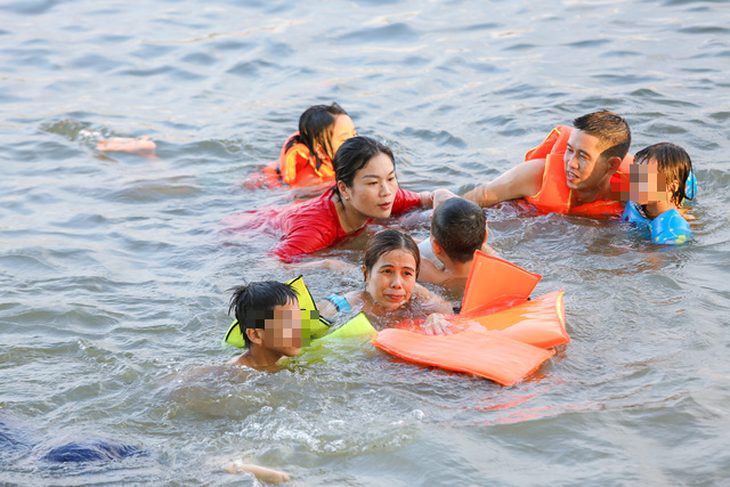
top-left (227, 281), bottom-right (303, 369)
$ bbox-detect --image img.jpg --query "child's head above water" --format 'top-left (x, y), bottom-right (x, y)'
top-left (228, 281), bottom-right (302, 353)
top-left (292, 102), bottom-right (356, 169)
top-left (431, 198), bottom-right (487, 263)
top-left (626, 143), bottom-right (694, 214)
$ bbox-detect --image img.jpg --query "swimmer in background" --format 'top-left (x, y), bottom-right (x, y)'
top-left (94, 101), bottom-right (356, 169)
top-left (620, 142), bottom-right (696, 244)
top-left (418, 197), bottom-right (496, 288)
top-left (224, 136), bottom-right (451, 263)
top-left (277, 102), bottom-right (357, 187)
top-left (316, 229), bottom-right (458, 334)
top-left (0, 410), bottom-right (290, 483)
top-left (227, 281), bottom-right (304, 370)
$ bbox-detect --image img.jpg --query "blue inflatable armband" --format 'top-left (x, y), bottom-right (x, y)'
top-left (622, 202), bottom-right (651, 230)
top-left (651, 209), bottom-right (692, 244)
top-left (622, 202), bottom-right (692, 245)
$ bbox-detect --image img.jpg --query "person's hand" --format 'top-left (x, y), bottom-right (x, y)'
top-left (431, 188), bottom-right (458, 210)
top-left (422, 313), bottom-right (463, 336)
top-left (222, 459), bottom-right (291, 483)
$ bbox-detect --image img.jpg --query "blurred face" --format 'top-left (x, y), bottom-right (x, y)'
top-left (340, 152), bottom-right (399, 219)
top-left (364, 249), bottom-right (417, 310)
top-left (564, 129), bottom-right (612, 192)
top-left (331, 114), bottom-right (357, 158)
top-left (263, 300), bottom-right (302, 357)
top-left (622, 161), bottom-right (669, 204)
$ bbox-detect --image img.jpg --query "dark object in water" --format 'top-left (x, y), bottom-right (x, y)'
top-left (0, 410), bottom-right (147, 464)
top-left (38, 436), bottom-right (146, 463)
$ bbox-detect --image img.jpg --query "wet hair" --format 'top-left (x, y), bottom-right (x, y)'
top-left (573, 110), bottom-right (631, 162)
top-left (285, 102), bottom-right (348, 170)
top-left (363, 229), bottom-right (420, 278)
top-left (432, 198), bottom-right (487, 263)
top-left (634, 142), bottom-right (693, 206)
top-left (333, 136), bottom-right (395, 200)
top-left (228, 281), bottom-right (298, 348)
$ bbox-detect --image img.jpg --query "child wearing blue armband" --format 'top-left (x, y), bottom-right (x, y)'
top-left (622, 143), bottom-right (696, 244)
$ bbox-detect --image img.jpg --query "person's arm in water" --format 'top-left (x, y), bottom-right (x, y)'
top-left (412, 284), bottom-right (463, 335)
top-left (413, 283), bottom-right (453, 314)
top-left (221, 458), bottom-right (291, 483)
top-left (463, 158), bottom-right (546, 208)
top-left (481, 242), bottom-right (498, 256)
top-left (422, 188), bottom-right (462, 210)
top-left (285, 259), bottom-right (356, 272)
top-left (96, 136), bottom-right (157, 158)
top-left (316, 290), bottom-right (363, 321)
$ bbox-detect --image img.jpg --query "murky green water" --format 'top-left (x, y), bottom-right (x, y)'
top-left (2, 0), bottom-right (730, 484)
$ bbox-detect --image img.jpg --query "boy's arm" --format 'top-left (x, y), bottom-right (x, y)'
top-left (463, 158), bottom-right (546, 208)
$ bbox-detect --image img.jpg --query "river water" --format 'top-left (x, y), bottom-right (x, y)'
top-left (2, 0), bottom-right (730, 485)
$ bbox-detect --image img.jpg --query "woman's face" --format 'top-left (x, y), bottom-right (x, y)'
top-left (340, 152), bottom-right (399, 219)
top-left (331, 114), bottom-right (357, 157)
top-left (364, 249), bottom-right (418, 310)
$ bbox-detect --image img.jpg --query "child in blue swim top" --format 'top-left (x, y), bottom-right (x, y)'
top-left (622, 142), bottom-right (696, 244)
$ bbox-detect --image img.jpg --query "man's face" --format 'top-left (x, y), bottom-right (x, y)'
top-left (564, 129), bottom-right (612, 192)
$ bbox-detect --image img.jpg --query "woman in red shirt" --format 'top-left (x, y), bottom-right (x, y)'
top-left (225, 136), bottom-right (444, 262)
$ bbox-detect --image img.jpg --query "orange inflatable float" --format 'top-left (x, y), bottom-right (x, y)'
top-left (371, 251), bottom-right (570, 386)
top-left (372, 326), bottom-right (554, 386)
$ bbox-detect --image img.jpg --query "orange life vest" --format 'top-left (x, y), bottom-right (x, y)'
top-left (524, 125), bottom-right (632, 217)
top-left (277, 132), bottom-right (335, 187)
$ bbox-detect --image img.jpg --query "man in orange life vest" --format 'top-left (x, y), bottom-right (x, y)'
top-left (455, 110), bottom-right (632, 217)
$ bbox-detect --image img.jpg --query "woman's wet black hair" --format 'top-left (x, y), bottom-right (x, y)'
top-left (634, 142), bottom-right (693, 206)
top-left (285, 102), bottom-right (348, 170)
top-left (333, 136), bottom-right (395, 200)
top-left (363, 229), bottom-right (420, 278)
top-left (228, 281), bottom-right (298, 348)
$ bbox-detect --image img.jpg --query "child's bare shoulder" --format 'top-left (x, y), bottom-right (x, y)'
top-left (418, 258), bottom-right (449, 286)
